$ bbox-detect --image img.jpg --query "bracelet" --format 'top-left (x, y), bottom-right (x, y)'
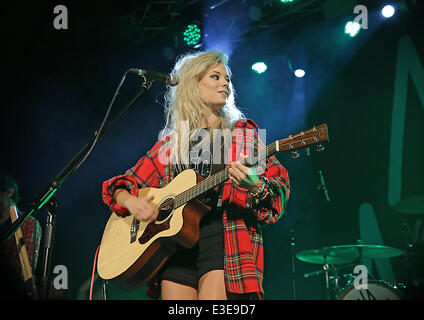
top-left (249, 178), bottom-right (265, 198)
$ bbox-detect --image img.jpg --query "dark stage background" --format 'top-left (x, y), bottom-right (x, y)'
top-left (1, 0), bottom-right (423, 300)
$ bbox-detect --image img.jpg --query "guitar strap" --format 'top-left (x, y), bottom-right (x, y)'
top-left (180, 128), bottom-right (228, 211)
top-left (210, 136), bottom-right (227, 212)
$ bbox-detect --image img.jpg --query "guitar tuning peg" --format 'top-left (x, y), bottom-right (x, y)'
top-left (291, 150), bottom-right (300, 158)
top-left (315, 144), bottom-right (325, 152)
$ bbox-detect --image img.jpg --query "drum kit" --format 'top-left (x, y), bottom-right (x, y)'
top-left (295, 195), bottom-right (424, 300)
top-left (296, 243), bottom-right (406, 300)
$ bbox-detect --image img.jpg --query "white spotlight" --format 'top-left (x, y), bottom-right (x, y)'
top-left (381, 5), bottom-right (395, 18)
top-left (294, 69), bottom-right (305, 78)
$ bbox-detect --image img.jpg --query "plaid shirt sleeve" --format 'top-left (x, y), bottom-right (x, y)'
top-left (101, 139), bottom-right (167, 216)
top-left (226, 119), bottom-right (290, 224)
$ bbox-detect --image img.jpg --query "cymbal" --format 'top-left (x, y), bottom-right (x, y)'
top-left (296, 248), bottom-right (356, 265)
top-left (296, 245), bottom-right (405, 265)
top-left (326, 244), bottom-right (405, 260)
top-left (393, 195), bottom-right (424, 214)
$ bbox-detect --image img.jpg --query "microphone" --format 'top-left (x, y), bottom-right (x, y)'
top-left (129, 68), bottom-right (179, 86)
top-left (318, 170), bottom-right (330, 202)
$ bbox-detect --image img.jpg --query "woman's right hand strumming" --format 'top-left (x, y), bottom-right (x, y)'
top-left (114, 189), bottom-right (159, 222)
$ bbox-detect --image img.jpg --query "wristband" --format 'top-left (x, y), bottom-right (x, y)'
top-left (249, 178), bottom-right (265, 198)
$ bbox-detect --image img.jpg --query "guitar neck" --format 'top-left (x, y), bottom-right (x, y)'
top-left (174, 123), bottom-right (328, 207)
top-left (174, 143), bottom-right (277, 207)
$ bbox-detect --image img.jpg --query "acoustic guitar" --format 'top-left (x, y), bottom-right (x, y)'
top-left (97, 124), bottom-right (329, 289)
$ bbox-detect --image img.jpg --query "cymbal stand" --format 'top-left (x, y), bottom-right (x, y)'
top-left (400, 223), bottom-right (416, 287)
top-left (323, 262), bottom-right (330, 300)
top-left (331, 267), bottom-right (342, 297)
top-left (323, 261), bottom-right (342, 300)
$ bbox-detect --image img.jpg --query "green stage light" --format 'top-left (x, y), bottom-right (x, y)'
top-left (251, 62), bottom-right (267, 74)
top-left (345, 21), bottom-right (361, 37)
top-left (280, 0), bottom-right (294, 3)
top-left (183, 24), bottom-right (202, 46)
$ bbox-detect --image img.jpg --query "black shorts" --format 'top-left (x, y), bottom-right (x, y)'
top-left (158, 212), bottom-right (224, 289)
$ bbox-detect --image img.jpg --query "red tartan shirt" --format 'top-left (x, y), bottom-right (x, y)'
top-left (102, 118), bottom-right (290, 299)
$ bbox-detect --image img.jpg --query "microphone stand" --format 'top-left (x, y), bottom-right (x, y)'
top-left (287, 171), bottom-right (331, 299)
top-left (39, 196), bottom-right (59, 299)
top-left (0, 72), bottom-right (153, 297)
top-left (282, 212), bottom-right (308, 300)
top-left (289, 229), bottom-right (296, 300)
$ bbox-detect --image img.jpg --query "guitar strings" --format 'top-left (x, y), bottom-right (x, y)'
top-left (130, 131), bottom-right (324, 229)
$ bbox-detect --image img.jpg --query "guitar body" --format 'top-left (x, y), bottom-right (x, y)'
top-left (97, 169), bottom-right (210, 290)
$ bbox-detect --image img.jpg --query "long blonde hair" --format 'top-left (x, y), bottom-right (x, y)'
top-left (160, 50), bottom-right (245, 168)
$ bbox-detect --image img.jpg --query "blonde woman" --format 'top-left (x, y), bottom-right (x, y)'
top-left (102, 50), bottom-right (290, 300)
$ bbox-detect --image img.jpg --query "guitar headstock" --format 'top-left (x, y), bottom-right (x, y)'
top-left (276, 124), bottom-right (329, 157)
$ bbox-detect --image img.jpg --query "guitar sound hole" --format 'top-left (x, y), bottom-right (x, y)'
top-left (155, 197), bottom-right (175, 224)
